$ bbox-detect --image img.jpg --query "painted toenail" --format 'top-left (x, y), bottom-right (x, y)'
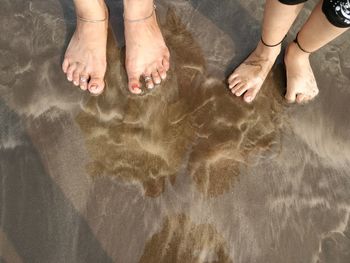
top-left (131, 84), bottom-right (139, 90)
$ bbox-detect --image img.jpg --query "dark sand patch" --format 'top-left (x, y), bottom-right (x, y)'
top-left (76, 9), bottom-right (287, 198)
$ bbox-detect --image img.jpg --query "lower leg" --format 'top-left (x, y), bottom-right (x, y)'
top-left (262, 0), bottom-right (305, 44)
top-left (62, 0), bottom-right (108, 95)
top-left (73, 0), bottom-right (107, 19)
top-left (297, 1), bottom-right (349, 53)
top-left (228, 0), bottom-right (305, 103)
top-left (123, 0), bottom-right (170, 94)
top-left (284, 0), bottom-right (349, 103)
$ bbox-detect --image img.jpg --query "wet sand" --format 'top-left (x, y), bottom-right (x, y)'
top-left (1, 0), bottom-right (350, 262)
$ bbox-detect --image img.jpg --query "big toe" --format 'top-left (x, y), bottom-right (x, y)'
top-left (285, 87), bottom-right (297, 103)
top-left (128, 74), bottom-right (142, 94)
top-left (243, 87), bottom-right (260, 103)
top-left (88, 75), bottom-right (105, 95)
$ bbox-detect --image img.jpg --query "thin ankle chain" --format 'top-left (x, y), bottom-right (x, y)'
top-left (261, 35), bottom-right (286, 47)
top-left (77, 15), bottom-right (107, 23)
top-left (124, 4), bottom-right (156, 23)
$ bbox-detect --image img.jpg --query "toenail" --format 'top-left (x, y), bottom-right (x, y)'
top-left (131, 84), bottom-right (139, 90)
top-left (74, 81), bottom-right (79, 85)
top-left (246, 96), bottom-right (252, 102)
top-left (67, 76), bottom-right (72, 81)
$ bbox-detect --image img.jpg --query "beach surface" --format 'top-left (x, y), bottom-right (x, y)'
top-left (0, 0), bottom-right (350, 262)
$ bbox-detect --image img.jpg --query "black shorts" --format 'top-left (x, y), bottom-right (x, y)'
top-left (278, 0), bottom-right (350, 28)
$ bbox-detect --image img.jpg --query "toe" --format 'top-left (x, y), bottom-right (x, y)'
top-left (142, 68), bottom-right (154, 89)
top-left (66, 63), bottom-right (77, 82)
top-left (244, 87), bottom-right (260, 103)
top-left (304, 95), bottom-right (313, 103)
top-left (296, 94), bottom-right (305, 104)
top-left (231, 82), bottom-right (244, 95)
top-left (144, 76), bottom-right (154, 90)
top-left (157, 64), bottom-right (167, 80)
top-left (162, 58), bottom-right (170, 71)
top-left (62, 58), bottom-right (70, 73)
top-left (127, 71), bottom-right (142, 94)
top-left (228, 77), bottom-right (241, 89)
top-left (235, 84), bottom-right (249, 97)
top-left (88, 73), bottom-right (105, 95)
top-left (285, 87), bottom-right (297, 103)
top-left (79, 72), bottom-right (89, 91)
top-left (228, 72), bottom-right (239, 83)
top-left (72, 64), bottom-right (84, 86)
top-left (151, 71), bottom-right (161, 86)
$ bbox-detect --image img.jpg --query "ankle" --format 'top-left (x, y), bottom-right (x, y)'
top-left (255, 40), bottom-right (281, 58)
top-left (74, 0), bottom-right (107, 20)
top-left (285, 42), bottom-right (310, 63)
top-left (123, 0), bottom-right (154, 19)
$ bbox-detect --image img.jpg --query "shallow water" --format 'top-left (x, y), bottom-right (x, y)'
top-left (1, 0), bottom-right (350, 262)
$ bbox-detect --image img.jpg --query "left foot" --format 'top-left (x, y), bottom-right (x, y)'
top-left (284, 41), bottom-right (319, 104)
top-left (227, 40), bottom-right (281, 103)
top-left (124, 2), bottom-right (170, 94)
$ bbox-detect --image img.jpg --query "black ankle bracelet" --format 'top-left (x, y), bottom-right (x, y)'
top-left (293, 33), bottom-right (312, 53)
top-left (261, 35), bottom-right (286, 47)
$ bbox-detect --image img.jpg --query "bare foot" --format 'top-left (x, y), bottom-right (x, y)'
top-left (227, 41), bottom-right (281, 103)
top-left (284, 42), bottom-right (319, 104)
top-left (62, 2), bottom-right (108, 95)
top-left (124, 4), bottom-right (170, 94)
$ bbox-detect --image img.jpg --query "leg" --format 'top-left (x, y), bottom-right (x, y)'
top-left (228, 0), bottom-right (306, 103)
top-left (124, 0), bottom-right (170, 94)
top-left (62, 0), bottom-right (108, 95)
top-left (284, 0), bottom-right (350, 103)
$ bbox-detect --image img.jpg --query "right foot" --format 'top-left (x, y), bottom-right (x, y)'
top-left (227, 40), bottom-right (281, 103)
top-left (62, 1), bottom-right (108, 95)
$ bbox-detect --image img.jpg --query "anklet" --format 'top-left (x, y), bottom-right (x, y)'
top-left (77, 15), bottom-right (107, 23)
top-left (261, 35), bottom-right (286, 47)
top-left (293, 33), bottom-right (312, 53)
top-left (124, 4), bottom-right (156, 23)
